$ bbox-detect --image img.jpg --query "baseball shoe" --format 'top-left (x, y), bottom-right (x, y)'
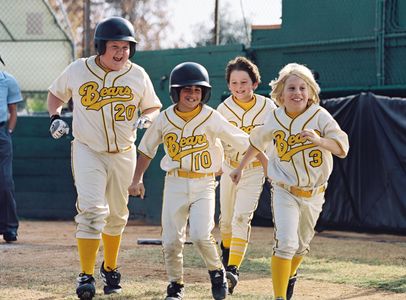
top-left (76, 273), bottom-right (95, 300)
top-left (225, 265), bottom-right (239, 294)
top-left (209, 268), bottom-right (228, 300)
top-left (3, 232), bottom-right (17, 243)
top-left (99, 261), bottom-right (122, 294)
top-left (220, 242), bottom-right (229, 268)
top-left (165, 281), bottom-right (184, 300)
top-left (286, 273), bottom-right (297, 300)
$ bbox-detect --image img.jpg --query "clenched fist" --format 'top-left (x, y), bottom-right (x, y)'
top-left (128, 181), bottom-right (145, 199)
top-left (49, 115), bottom-right (69, 139)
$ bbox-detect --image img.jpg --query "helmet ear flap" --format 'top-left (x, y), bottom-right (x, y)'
top-left (170, 87), bottom-right (181, 103)
top-left (129, 43), bottom-right (136, 58)
top-left (201, 87), bottom-right (211, 103)
top-left (95, 40), bottom-right (106, 56)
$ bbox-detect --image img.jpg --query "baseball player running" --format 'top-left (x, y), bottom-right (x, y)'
top-left (47, 17), bottom-right (162, 300)
top-left (216, 56), bottom-right (276, 294)
top-left (230, 63), bottom-right (349, 300)
top-left (128, 62), bottom-right (250, 300)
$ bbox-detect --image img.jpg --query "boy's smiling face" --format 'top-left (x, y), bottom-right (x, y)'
top-left (176, 85), bottom-right (202, 112)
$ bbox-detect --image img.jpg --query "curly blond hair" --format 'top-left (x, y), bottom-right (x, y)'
top-left (269, 63), bottom-right (320, 107)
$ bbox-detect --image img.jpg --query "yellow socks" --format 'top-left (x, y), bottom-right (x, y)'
top-left (77, 238), bottom-right (100, 275)
top-left (221, 233), bottom-right (232, 248)
top-left (102, 233), bottom-right (122, 271)
top-left (290, 255), bottom-right (303, 277)
top-left (228, 237), bottom-right (248, 268)
top-left (271, 255), bottom-right (291, 299)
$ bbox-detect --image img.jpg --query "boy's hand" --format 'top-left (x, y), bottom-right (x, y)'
top-left (300, 129), bottom-right (321, 145)
top-left (128, 182), bottom-right (145, 199)
top-left (229, 168), bottom-right (243, 185)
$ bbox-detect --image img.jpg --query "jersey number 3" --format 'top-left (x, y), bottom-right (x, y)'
top-left (309, 149), bottom-right (322, 167)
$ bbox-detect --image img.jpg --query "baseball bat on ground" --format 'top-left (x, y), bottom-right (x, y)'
top-left (137, 238), bottom-right (193, 245)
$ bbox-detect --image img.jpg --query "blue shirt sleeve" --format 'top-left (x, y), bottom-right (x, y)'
top-left (6, 73), bottom-right (23, 104)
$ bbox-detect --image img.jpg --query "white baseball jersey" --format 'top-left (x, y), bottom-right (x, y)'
top-left (250, 103), bottom-right (349, 188)
top-left (217, 94), bottom-right (277, 163)
top-left (48, 55), bottom-right (162, 153)
top-left (138, 104), bottom-right (250, 172)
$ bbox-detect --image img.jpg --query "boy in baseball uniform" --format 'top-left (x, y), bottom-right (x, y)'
top-left (230, 63), bottom-right (349, 300)
top-left (128, 62), bottom-right (250, 300)
top-left (47, 17), bottom-right (162, 300)
top-left (216, 57), bottom-right (276, 294)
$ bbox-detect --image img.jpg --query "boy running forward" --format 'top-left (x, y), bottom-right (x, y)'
top-left (129, 62), bottom-right (251, 300)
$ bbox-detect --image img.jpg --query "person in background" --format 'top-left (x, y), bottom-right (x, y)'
top-left (0, 55), bottom-right (23, 243)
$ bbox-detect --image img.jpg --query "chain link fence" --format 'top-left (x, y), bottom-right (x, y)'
top-left (250, 0), bottom-right (406, 98)
top-left (0, 0), bottom-right (74, 114)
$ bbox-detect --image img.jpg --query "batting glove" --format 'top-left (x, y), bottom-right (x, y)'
top-left (134, 115), bottom-right (152, 129)
top-left (49, 115), bottom-right (69, 139)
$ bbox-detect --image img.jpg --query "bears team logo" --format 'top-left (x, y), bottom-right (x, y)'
top-left (164, 133), bottom-right (209, 161)
top-left (274, 130), bottom-right (322, 166)
top-left (79, 81), bottom-right (133, 110)
top-left (229, 121), bottom-right (256, 134)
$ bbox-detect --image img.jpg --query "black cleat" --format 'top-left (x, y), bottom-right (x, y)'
top-left (286, 273), bottom-right (297, 300)
top-left (225, 265), bottom-right (239, 294)
top-left (76, 273), bottom-right (95, 300)
top-left (3, 232), bottom-right (17, 243)
top-left (209, 269), bottom-right (228, 300)
top-left (165, 281), bottom-right (185, 299)
top-left (99, 261), bottom-right (122, 294)
top-left (220, 242), bottom-right (229, 268)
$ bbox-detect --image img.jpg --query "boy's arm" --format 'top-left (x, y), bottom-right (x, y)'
top-left (301, 129), bottom-right (346, 157)
top-left (128, 152), bottom-right (152, 199)
top-left (256, 151), bottom-right (268, 177)
top-left (229, 145), bottom-right (260, 184)
top-left (135, 106), bottom-right (161, 129)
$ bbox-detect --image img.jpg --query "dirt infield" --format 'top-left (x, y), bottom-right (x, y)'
top-left (0, 221), bottom-right (405, 300)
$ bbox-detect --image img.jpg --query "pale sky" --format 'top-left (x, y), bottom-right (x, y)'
top-left (165, 0), bottom-right (282, 47)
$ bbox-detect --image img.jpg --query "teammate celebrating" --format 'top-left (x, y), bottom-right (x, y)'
top-left (230, 63), bottom-right (349, 300)
top-left (47, 17), bottom-right (162, 300)
top-left (128, 62), bottom-right (250, 300)
top-left (216, 56), bottom-right (276, 294)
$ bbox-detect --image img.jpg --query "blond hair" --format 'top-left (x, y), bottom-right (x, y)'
top-left (269, 63), bottom-right (320, 107)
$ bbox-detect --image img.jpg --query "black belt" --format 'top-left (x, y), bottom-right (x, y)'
top-left (0, 121), bottom-right (5, 127)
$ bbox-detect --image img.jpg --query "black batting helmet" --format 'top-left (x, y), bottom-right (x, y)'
top-left (169, 62), bottom-right (212, 103)
top-left (94, 17), bottom-right (137, 58)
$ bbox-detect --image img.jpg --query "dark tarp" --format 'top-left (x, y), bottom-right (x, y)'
top-left (253, 92), bottom-right (406, 235)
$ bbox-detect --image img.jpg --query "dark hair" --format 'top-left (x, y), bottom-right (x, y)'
top-left (225, 56), bottom-right (261, 84)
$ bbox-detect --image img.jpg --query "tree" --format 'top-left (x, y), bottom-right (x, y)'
top-left (193, 5), bottom-right (251, 47)
top-left (48, 0), bottom-right (173, 56)
top-left (104, 0), bottom-right (172, 50)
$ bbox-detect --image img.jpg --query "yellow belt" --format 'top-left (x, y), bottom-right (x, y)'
top-left (274, 182), bottom-right (326, 198)
top-left (167, 169), bottom-right (215, 179)
top-left (226, 158), bottom-right (262, 169)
